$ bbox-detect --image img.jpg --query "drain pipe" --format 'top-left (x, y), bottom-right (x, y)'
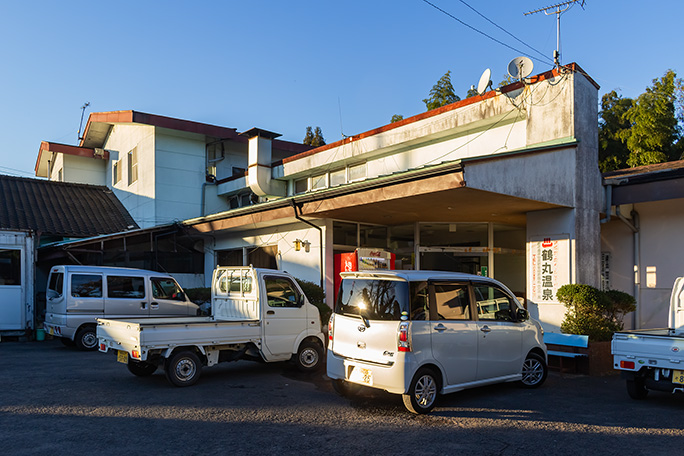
top-left (616, 206), bottom-right (640, 329)
top-left (291, 200), bottom-right (324, 291)
top-left (599, 184), bottom-right (612, 224)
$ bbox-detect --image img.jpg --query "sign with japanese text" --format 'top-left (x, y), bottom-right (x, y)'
top-left (529, 235), bottom-right (570, 303)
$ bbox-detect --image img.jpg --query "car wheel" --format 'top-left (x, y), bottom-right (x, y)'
top-left (127, 360), bottom-right (158, 377)
top-left (74, 326), bottom-right (98, 351)
top-left (520, 353), bottom-right (548, 388)
top-left (165, 351), bottom-right (202, 387)
top-left (402, 368), bottom-right (439, 414)
top-left (626, 378), bottom-right (649, 400)
top-left (331, 379), bottom-right (359, 397)
top-left (59, 337), bottom-right (76, 347)
top-left (294, 341), bottom-right (323, 372)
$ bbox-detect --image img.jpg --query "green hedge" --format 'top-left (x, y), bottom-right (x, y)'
top-left (557, 284), bottom-right (636, 342)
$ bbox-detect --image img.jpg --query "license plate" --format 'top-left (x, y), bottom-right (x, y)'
top-left (673, 370), bottom-right (684, 385)
top-left (117, 350), bottom-right (129, 364)
top-left (349, 366), bottom-right (373, 386)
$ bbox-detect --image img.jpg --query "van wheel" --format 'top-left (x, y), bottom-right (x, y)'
top-left (75, 326), bottom-right (98, 351)
top-left (402, 368), bottom-right (439, 414)
top-left (165, 351), bottom-right (202, 387)
top-left (294, 341), bottom-right (323, 372)
top-left (520, 353), bottom-right (548, 388)
top-left (127, 360), bottom-right (158, 377)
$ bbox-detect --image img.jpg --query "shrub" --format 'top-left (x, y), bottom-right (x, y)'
top-left (296, 279), bottom-right (331, 324)
top-left (557, 284), bottom-right (636, 342)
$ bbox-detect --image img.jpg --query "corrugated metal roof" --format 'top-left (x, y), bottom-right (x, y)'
top-left (0, 174), bottom-right (138, 237)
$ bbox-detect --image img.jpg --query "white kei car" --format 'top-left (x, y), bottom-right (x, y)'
top-left (327, 270), bottom-right (548, 414)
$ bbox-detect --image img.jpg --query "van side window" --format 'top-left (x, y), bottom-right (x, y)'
top-left (151, 278), bottom-right (183, 300)
top-left (264, 276), bottom-right (300, 308)
top-left (71, 274), bottom-right (102, 298)
top-left (474, 284), bottom-right (513, 321)
top-left (410, 282), bottom-right (429, 320)
top-left (107, 276), bottom-right (145, 299)
top-left (433, 283), bottom-right (470, 320)
top-left (48, 272), bottom-right (64, 297)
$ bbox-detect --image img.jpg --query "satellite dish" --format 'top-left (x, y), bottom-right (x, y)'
top-left (476, 68), bottom-right (492, 95)
top-left (507, 56), bottom-right (534, 80)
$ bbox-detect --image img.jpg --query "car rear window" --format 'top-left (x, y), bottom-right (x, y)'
top-left (335, 278), bottom-right (409, 321)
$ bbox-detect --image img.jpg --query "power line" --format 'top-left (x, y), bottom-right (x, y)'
top-left (456, 0), bottom-right (550, 63)
top-left (420, 0), bottom-right (555, 67)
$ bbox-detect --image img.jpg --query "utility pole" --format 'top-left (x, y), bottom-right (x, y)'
top-left (524, 0), bottom-right (585, 68)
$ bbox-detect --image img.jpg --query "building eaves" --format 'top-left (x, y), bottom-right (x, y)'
top-left (0, 174), bottom-right (138, 237)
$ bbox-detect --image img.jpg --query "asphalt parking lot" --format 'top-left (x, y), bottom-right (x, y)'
top-left (1, 338), bottom-right (683, 456)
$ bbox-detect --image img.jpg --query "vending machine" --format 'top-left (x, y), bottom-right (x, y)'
top-left (333, 248), bottom-right (395, 303)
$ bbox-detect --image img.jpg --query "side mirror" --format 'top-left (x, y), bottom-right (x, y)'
top-left (298, 294), bottom-right (306, 307)
top-left (516, 308), bottom-right (529, 321)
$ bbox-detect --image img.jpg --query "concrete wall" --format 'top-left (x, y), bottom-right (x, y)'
top-left (105, 124), bottom-right (157, 228)
top-left (61, 155), bottom-right (107, 186)
top-left (601, 198), bottom-right (684, 329)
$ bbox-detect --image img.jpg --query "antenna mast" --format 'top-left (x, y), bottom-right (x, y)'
top-left (77, 101), bottom-right (90, 143)
top-left (524, 0), bottom-right (585, 68)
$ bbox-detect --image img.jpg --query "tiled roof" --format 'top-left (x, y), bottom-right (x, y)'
top-left (0, 175), bottom-right (138, 237)
top-left (603, 159), bottom-right (684, 183)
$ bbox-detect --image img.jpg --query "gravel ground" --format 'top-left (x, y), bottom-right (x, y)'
top-left (1, 338), bottom-right (683, 456)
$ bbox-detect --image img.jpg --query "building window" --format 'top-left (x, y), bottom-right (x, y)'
top-left (128, 148), bottom-right (138, 185)
top-left (348, 162), bottom-right (367, 182)
top-left (232, 167), bottom-right (245, 177)
top-left (330, 168), bottom-right (346, 187)
top-left (294, 178), bottom-right (308, 194)
top-left (113, 161), bottom-right (121, 185)
top-left (601, 252), bottom-right (611, 291)
top-left (311, 174), bottom-right (327, 191)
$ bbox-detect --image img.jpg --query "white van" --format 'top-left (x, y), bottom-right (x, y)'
top-left (327, 270), bottom-right (547, 414)
top-left (44, 265), bottom-right (199, 350)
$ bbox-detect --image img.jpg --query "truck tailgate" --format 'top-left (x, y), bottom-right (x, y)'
top-left (612, 331), bottom-right (684, 370)
top-left (97, 316), bottom-right (262, 360)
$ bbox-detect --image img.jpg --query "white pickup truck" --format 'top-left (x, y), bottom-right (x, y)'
top-left (612, 276), bottom-right (684, 399)
top-left (97, 267), bottom-right (325, 386)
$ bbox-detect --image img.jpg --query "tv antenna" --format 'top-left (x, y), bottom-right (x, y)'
top-left (475, 68), bottom-right (492, 95)
top-left (507, 57), bottom-right (534, 81)
top-left (524, 0), bottom-right (585, 68)
top-left (77, 101), bottom-right (90, 142)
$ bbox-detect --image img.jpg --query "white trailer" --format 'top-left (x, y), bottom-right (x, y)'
top-left (97, 267), bottom-right (325, 386)
top-left (612, 276), bottom-right (684, 399)
top-left (0, 230), bottom-right (34, 335)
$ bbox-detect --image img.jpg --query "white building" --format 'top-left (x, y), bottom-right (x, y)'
top-left (37, 64), bottom-right (684, 333)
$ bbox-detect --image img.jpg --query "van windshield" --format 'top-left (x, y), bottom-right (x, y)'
top-left (335, 279), bottom-right (409, 321)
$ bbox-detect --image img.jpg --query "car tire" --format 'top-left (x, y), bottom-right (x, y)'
top-left (331, 379), bottom-right (358, 397)
top-left (74, 326), bottom-right (98, 351)
top-left (294, 341), bottom-right (323, 372)
top-left (127, 360), bottom-right (158, 377)
top-left (59, 337), bottom-right (76, 347)
top-left (402, 368), bottom-right (440, 414)
top-left (520, 352), bottom-right (548, 388)
top-left (165, 351), bottom-right (202, 387)
top-left (626, 378), bottom-right (649, 400)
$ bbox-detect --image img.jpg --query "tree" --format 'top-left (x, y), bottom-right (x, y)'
top-left (423, 70), bottom-right (460, 111)
top-left (598, 90), bottom-right (634, 172)
top-left (624, 70), bottom-right (682, 167)
top-left (390, 114), bottom-right (404, 123)
top-left (303, 126), bottom-right (326, 147)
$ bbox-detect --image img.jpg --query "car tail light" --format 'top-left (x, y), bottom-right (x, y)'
top-left (398, 321), bottom-right (411, 352)
top-left (328, 315), bottom-right (334, 341)
top-left (99, 343), bottom-right (106, 352)
top-left (132, 350), bottom-right (141, 359)
top-left (620, 360), bottom-right (635, 369)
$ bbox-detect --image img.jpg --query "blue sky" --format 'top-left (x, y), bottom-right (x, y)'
top-left (1, 0), bottom-right (681, 177)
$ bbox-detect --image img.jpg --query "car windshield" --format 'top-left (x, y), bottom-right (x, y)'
top-left (335, 278), bottom-right (409, 321)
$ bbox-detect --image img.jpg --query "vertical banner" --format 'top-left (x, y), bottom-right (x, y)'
top-left (529, 235), bottom-right (570, 302)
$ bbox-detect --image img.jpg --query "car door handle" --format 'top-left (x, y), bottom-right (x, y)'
top-left (267, 310), bottom-right (275, 315)
top-left (150, 302), bottom-right (159, 310)
top-left (140, 302), bottom-right (147, 310)
top-left (480, 325), bottom-right (491, 333)
top-left (434, 323), bottom-right (447, 332)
